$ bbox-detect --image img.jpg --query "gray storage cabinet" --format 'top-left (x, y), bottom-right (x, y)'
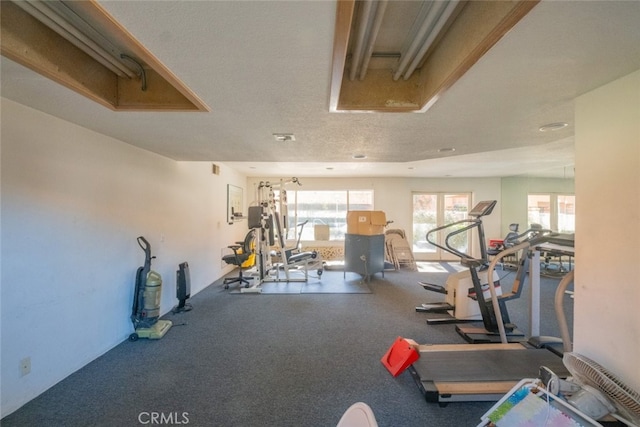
top-left (344, 233), bottom-right (385, 281)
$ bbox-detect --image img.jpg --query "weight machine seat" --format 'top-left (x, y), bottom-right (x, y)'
top-left (287, 250), bottom-right (317, 264)
top-left (272, 211), bottom-right (318, 266)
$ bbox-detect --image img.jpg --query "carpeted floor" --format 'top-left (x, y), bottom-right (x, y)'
top-left (1, 262), bottom-right (574, 427)
top-left (228, 269), bottom-right (372, 295)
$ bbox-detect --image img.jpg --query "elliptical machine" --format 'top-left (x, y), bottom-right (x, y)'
top-left (419, 200), bottom-right (530, 342)
top-left (418, 201), bottom-right (503, 323)
top-left (129, 236), bottom-right (172, 341)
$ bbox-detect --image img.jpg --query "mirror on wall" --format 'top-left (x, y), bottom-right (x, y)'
top-left (227, 184), bottom-right (243, 224)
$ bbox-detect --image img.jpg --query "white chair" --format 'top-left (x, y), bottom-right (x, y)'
top-left (336, 402), bottom-right (378, 427)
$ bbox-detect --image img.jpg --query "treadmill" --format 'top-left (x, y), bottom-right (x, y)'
top-left (408, 342), bottom-right (569, 404)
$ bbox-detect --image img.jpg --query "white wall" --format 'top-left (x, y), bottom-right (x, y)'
top-left (0, 98), bottom-right (247, 417)
top-left (247, 176), bottom-right (503, 260)
top-left (573, 69), bottom-right (640, 391)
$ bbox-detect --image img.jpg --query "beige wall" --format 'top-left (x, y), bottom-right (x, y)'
top-left (574, 69), bottom-right (640, 391)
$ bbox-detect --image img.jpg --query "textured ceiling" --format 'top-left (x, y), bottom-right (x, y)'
top-left (2, 0), bottom-right (640, 178)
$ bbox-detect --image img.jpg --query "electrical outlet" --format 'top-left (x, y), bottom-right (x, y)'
top-left (20, 357), bottom-right (31, 377)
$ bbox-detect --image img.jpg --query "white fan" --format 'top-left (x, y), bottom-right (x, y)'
top-left (559, 352), bottom-right (640, 426)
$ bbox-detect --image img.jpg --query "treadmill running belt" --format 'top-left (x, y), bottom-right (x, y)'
top-left (412, 348), bottom-right (568, 382)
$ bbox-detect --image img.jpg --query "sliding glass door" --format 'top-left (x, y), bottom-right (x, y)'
top-left (412, 193), bottom-right (471, 261)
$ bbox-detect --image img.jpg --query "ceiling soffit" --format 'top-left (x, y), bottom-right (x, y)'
top-left (0, 0), bottom-right (208, 112)
top-left (330, 0), bottom-right (539, 113)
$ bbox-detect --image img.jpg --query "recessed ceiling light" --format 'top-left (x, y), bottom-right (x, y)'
top-left (273, 133), bottom-right (295, 142)
top-left (352, 154), bottom-right (367, 159)
top-left (539, 122), bottom-right (568, 132)
top-left (438, 147), bottom-right (456, 153)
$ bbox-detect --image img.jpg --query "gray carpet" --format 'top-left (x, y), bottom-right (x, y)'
top-left (300, 275), bottom-right (371, 294)
top-left (1, 263), bottom-right (573, 427)
top-left (228, 270), bottom-right (372, 294)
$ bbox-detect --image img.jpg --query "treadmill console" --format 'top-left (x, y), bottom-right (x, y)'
top-left (468, 200), bottom-right (497, 218)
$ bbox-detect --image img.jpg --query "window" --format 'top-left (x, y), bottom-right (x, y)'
top-left (283, 190), bottom-right (374, 241)
top-left (527, 194), bottom-right (551, 229)
top-left (527, 193), bottom-right (575, 233)
top-left (556, 195), bottom-right (576, 233)
top-left (412, 193), bottom-right (471, 260)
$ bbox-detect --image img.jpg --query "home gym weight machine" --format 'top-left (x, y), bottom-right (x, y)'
top-left (260, 178), bottom-right (323, 282)
top-left (238, 178), bottom-right (323, 291)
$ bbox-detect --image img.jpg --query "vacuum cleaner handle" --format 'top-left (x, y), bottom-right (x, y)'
top-left (137, 236), bottom-right (153, 269)
top-left (137, 236), bottom-right (150, 252)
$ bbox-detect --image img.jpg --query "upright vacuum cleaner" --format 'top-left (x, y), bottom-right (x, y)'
top-left (129, 236), bottom-right (172, 341)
